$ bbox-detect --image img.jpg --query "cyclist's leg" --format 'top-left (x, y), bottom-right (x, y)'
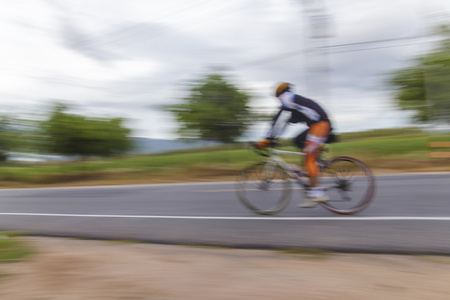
top-left (295, 124), bottom-right (329, 207)
top-left (304, 121), bottom-right (331, 187)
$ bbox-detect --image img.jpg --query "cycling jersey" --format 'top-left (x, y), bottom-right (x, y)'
top-left (267, 92), bottom-right (331, 139)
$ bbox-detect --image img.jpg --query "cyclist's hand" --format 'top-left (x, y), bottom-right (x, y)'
top-left (254, 139), bottom-right (272, 150)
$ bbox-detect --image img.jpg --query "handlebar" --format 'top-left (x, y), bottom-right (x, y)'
top-left (251, 140), bottom-right (281, 157)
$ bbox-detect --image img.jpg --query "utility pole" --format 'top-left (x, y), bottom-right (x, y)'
top-left (298, 0), bottom-right (332, 102)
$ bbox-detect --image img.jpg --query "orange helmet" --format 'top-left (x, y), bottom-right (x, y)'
top-left (275, 82), bottom-right (291, 97)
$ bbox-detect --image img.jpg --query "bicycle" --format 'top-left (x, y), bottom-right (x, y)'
top-left (235, 143), bottom-right (376, 215)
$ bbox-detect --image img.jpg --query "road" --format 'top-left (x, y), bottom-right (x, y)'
top-left (0, 173), bottom-right (450, 254)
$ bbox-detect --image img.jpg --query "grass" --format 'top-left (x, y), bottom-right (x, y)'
top-left (328, 134), bottom-right (450, 170)
top-left (0, 148), bottom-right (261, 186)
top-left (416, 255), bottom-right (450, 264)
top-left (0, 232), bottom-right (34, 263)
top-left (337, 127), bottom-right (425, 141)
top-left (278, 248), bottom-right (331, 260)
top-left (0, 131), bottom-right (448, 187)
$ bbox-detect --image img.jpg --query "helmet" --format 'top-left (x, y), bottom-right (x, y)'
top-left (275, 82), bottom-right (291, 97)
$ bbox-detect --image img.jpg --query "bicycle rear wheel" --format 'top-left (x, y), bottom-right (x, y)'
top-left (320, 156), bottom-right (375, 215)
top-left (236, 162), bottom-right (292, 215)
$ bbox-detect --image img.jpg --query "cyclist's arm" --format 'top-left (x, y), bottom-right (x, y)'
top-left (266, 108), bottom-right (290, 139)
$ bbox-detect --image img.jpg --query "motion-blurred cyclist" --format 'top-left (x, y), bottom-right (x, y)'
top-left (255, 82), bottom-right (335, 208)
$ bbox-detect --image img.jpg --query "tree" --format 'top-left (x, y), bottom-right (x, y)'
top-left (388, 25), bottom-right (450, 124)
top-left (0, 115), bottom-right (15, 161)
top-left (40, 103), bottom-right (132, 157)
top-left (168, 72), bottom-right (252, 144)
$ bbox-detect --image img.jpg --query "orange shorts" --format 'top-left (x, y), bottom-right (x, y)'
top-left (304, 121), bottom-right (330, 177)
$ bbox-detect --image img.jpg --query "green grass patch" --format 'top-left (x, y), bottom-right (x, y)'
top-left (278, 248), bottom-right (331, 260)
top-left (331, 136), bottom-right (429, 157)
top-left (336, 127), bottom-right (425, 141)
top-left (0, 232), bottom-right (29, 238)
top-left (185, 244), bottom-right (238, 250)
top-left (416, 255), bottom-right (450, 264)
top-left (0, 132), bottom-right (448, 187)
top-left (0, 148), bottom-right (262, 186)
top-left (321, 135), bottom-right (449, 171)
top-left (0, 233), bottom-right (34, 263)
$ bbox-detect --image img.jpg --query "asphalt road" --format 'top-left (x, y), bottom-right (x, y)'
top-left (0, 173), bottom-right (450, 254)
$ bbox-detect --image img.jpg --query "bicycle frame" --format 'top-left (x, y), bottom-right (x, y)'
top-left (262, 148), bottom-right (333, 188)
top-left (264, 148), bottom-right (309, 186)
top-left (238, 146), bottom-right (376, 215)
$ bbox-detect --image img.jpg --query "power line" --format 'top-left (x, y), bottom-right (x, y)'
top-left (326, 40), bottom-right (433, 54)
top-left (322, 34), bottom-right (437, 49)
top-left (241, 34), bottom-right (440, 68)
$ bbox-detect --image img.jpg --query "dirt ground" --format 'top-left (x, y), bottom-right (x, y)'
top-left (2, 237), bottom-right (450, 300)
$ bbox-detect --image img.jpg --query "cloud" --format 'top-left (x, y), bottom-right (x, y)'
top-left (59, 18), bottom-right (119, 61)
top-left (1, 0), bottom-right (448, 139)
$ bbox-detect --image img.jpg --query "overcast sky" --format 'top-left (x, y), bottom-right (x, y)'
top-left (1, 0), bottom-right (449, 139)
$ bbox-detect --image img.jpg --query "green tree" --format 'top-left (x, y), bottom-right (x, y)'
top-left (40, 103), bottom-right (132, 157)
top-left (0, 115), bottom-right (15, 161)
top-left (168, 73), bottom-right (252, 144)
top-left (388, 25), bottom-right (450, 124)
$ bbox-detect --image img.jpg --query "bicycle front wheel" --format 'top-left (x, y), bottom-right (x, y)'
top-left (320, 156), bottom-right (376, 215)
top-left (236, 162), bottom-right (292, 215)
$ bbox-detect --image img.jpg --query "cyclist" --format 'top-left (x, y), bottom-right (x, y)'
top-left (256, 82), bottom-right (334, 208)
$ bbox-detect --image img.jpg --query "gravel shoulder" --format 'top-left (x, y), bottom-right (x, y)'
top-left (1, 237), bottom-right (450, 300)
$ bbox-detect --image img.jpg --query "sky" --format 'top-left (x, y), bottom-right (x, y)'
top-left (1, 0), bottom-right (450, 140)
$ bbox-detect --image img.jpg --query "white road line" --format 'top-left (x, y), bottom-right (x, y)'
top-left (193, 187), bottom-right (305, 192)
top-left (1, 213), bottom-right (450, 221)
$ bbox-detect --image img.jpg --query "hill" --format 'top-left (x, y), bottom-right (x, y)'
top-left (130, 138), bottom-right (221, 154)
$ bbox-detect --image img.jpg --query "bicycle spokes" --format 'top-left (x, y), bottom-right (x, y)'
top-left (320, 157), bottom-right (375, 214)
top-left (236, 162), bottom-right (292, 215)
